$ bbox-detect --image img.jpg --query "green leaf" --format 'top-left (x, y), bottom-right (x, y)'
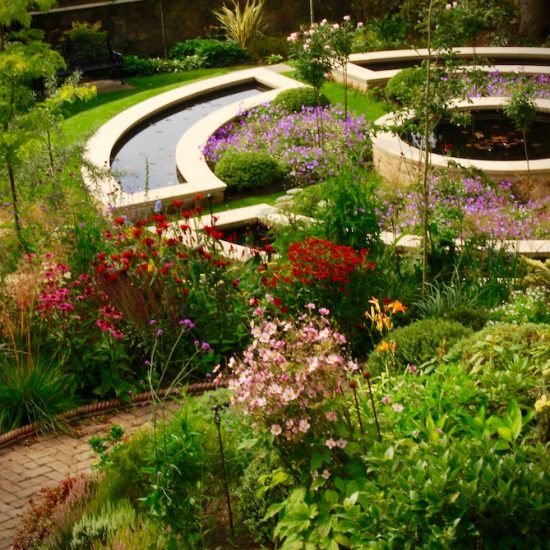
top-left (497, 426), bottom-right (512, 442)
top-left (508, 400), bottom-right (522, 440)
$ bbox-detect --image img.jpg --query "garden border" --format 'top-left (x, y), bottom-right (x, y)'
top-left (0, 381), bottom-right (226, 449)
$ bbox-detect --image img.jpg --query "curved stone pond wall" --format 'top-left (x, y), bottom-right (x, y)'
top-left (334, 47), bottom-right (550, 90)
top-left (83, 68), bottom-right (304, 216)
top-left (372, 97), bottom-right (550, 201)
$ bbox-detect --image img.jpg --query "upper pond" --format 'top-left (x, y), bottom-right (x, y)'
top-left (110, 84), bottom-right (265, 194)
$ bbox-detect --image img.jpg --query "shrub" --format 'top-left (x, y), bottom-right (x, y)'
top-left (247, 35), bottom-right (289, 62)
top-left (214, 149), bottom-right (282, 192)
top-left (169, 38), bottom-right (249, 67)
top-left (271, 87), bottom-right (330, 113)
top-left (489, 286), bottom-right (550, 324)
top-left (122, 54), bottom-right (204, 76)
top-left (385, 66), bottom-right (425, 105)
top-left (12, 475), bottom-right (96, 550)
top-left (366, 318), bottom-right (473, 375)
top-left (448, 323), bottom-right (550, 410)
top-left (70, 499), bottom-right (136, 549)
top-left (60, 21), bottom-right (109, 67)
top-left (94, 430), bottom-right (151, 505)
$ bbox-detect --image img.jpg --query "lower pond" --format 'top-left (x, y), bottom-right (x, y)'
top-left (110, 85), bottom-right (266, 194)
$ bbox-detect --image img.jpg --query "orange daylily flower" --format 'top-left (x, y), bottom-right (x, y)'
top-left (387, 300), bottom-right (407, 315)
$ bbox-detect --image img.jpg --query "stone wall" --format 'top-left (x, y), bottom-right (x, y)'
top-left (373, 143), bottom-right (550, 203)
top-left (32, 0), bottom-right (353, 56)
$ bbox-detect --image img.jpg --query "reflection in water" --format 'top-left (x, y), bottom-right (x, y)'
top-left (111, 86), bottom-right (264, 194)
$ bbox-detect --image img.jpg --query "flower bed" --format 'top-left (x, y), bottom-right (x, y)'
top-left (379, 176), bottom-right (550, 240)
top-left (203, 103), bottom-right (371, 187)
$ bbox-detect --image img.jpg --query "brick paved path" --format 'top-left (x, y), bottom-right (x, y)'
top-left (0, 402), bottom-right (177, 549)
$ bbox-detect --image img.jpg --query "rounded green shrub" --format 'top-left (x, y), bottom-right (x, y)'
top-left (385, 67), bottom-right (425, 106)
top-left (272, 87), bottom-right (330, 113)
top-left (366, 319), bottom-right (473, 375)
top-left (214, 150), bottom-right (283, 193)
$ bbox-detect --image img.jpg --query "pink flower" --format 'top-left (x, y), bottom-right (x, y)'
top-left (271, 424), bottom-right (282, 436)
top-left (305, 303), bottom-right (316, 310)
top-left (321, 469), bottom-right (331, 479)
top-left (392, 403), bottom-right (404, 413)
top-left (319, 307), bottom-right (330, 315)
top-left (298, 419), bottom-right (311, 433)
top-left (325, 411), bottom-right (337, 422)
top-left (407, 364), bottom-right (417, 374)
top-left (381, 396), bottom-right (392, 404)
top-left (343, 15), bottom-right (351, 21)
top-left (336, 438), bottom-right (347, 449)
top-left (325, 438), bottom-right (337, 449)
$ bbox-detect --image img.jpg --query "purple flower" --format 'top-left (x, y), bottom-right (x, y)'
top-left (201, 341), bottom-right (212, 352)
top-left (179, 319), bottom-right (196, 329)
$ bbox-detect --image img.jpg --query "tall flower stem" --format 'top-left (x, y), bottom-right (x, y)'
top-left (350, 380), bottom-right (364, 435)
top-left (214, 404), bottom-right (235, 543)
top-left (364, 371), bottom-right (382, 442)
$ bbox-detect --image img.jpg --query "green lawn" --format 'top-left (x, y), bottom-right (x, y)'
top-left (281, 68), bottom-right (389, 122)
top-left (212, 190), bottom-right (285, 213)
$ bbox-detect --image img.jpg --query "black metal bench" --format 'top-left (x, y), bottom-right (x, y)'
top-left (57, 35), bottom-right (124, 83)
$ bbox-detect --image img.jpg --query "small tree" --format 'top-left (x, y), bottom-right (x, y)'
top-left (504, 78), bottom-right (537, 192)
top-left (288, 21), bottom-right (334, 147)
top-left (328, 16), bottom-right (360, 127)
top-left (0, 37), bottom-right (95, 246)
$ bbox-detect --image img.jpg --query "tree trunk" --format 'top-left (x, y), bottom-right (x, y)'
top-left (519, 0), bottom-right (550, 41)
top-left (7, 159), bottom-right (24, 247)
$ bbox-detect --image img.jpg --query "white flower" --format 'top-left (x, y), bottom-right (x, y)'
top-left (271, 424), bottom-right (282, 436)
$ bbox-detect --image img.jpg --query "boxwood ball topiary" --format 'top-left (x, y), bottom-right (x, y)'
top-left (214, 150), bottom-right (283, 192)
top-left (366, 318), bottom-right (473, 375)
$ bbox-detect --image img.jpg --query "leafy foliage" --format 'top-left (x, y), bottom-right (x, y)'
top-left (214, 149), bottom-right (283, 193)
top-left (169, 38), bottom-right (249, 67)
top-left (122, 54), bottom-right (204, 76)
top-left (366, 318), bottom-right (473, 375)
top-left (213, 0), bottom-right (265, 49)
top-left (272, 87), bottom-right (329, 113)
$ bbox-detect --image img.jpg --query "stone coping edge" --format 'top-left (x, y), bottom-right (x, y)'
top-left (372, 96), bottom-right (550, 173)
top-left (0, 381), bottom-right (227, 449)
top-left (83, 67), bottom-right (304, 215)
top-left (334, 47), bottom-right (550, 89)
